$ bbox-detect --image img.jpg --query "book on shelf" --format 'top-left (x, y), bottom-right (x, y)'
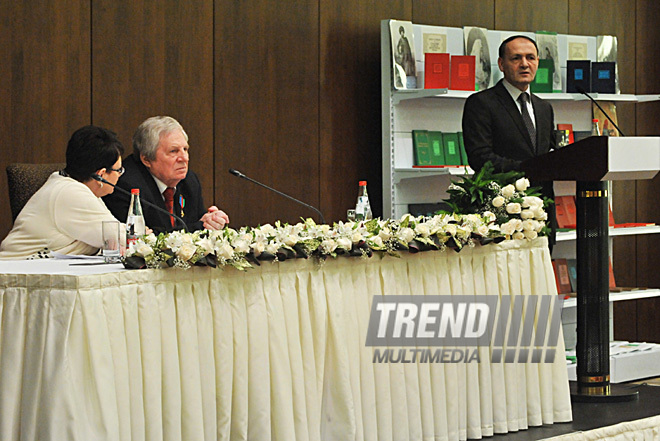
top-left (449, 55), bottom-right (476, 91)
top-left (428, 131), bottom-right (446, 165)
top-left (536, 31), bottom-right (561, 92)
top-left (573, 130), bottom-right (592, 143)
top-left (457, 132), bottom-right (469, 165)
top-left (557, 123), bottom-right (574, 144)
top-left (412, 130), bottom-right (433, 165)
top-left (463, 26), bottom-right (492, 91)
top-left (566, 259), bottom-right (578, 293)
top-left (555, 196), bottom-right (577, 229)
top-left (597, 35), bottom-right (619, 93)
top-left (552, 258), bottom-right (572, 295)
top-left (389, 20), bottom-right (417, 90)
top-left (609, 204), bottom-right (615, 226)
top-left (424, 53), bottom-right (450, 89)
top-left (566, 60), bottom-right (591, 93)
top-left (609, 258), bottom-right (616, 289)
top-left (442, 132), bottom-right (462, 165)
top-left (591, 61), bottom-right (616, 94)
top-left (530, 59), bottom-right (554, 93)
top-left (613, 222), bottom-right (656, 228)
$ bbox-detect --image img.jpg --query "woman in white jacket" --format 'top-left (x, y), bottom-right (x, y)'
top-left (0, 126), bottom-right (125, 259)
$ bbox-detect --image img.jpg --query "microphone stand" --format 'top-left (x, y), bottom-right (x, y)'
top-left (93, 175), bottom-right (189, 232)
top-left (575, 87), bottom-right (626, 137)
top-left (228, 168), bottom-right (326, 224)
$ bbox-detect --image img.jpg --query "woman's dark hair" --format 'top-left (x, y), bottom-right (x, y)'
top-left (64, 125), bottom-right (124, 182)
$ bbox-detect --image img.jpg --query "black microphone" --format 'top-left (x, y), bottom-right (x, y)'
top-left (575, 86), bottom-right (626, 136)
top-left (229, 168), bottom-right (326, 224)
top-left (93, 175), bottom-right (189, 232)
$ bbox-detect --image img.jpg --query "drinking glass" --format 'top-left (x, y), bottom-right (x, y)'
top-left (102, 220), bottom-right (121, 263)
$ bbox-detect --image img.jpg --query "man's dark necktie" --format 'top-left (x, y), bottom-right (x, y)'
top-left (163, 187), bottom-right (175, 227)
top-left (518, 93), bottom-right (537, 152)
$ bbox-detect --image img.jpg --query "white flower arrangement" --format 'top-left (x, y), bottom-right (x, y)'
top-left (122, 163), bottom-right (551, 270)
top-left (123, 212), bottom-right (508, 270)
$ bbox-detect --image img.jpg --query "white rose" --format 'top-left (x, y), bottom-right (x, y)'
top-left (378, 228), bottom-right (392, 241)
top-left (482, 211), bottom-right (496, 222)
top-left (399, 227), bottom-right (415, 243)
top-left (515, 177), bottom-right (530, 192)
top-left (370, 236), bottom-right (384, 248)
top-left (351, 230), bottom-right (364, 244)
top-left (176, 242), bottom-right (197, 261)
top-left (492, 196), bottom-right (505, 208)
top-left (513, 231), bottom-right (525, 240)
top-left (522, 219), bottom-right (538, 232)
top-left (135, 242), bottom-right (154, 257)
top-left (532, 207), bottom-right (548, 220)
top-left (500, 220), bottom-right (517, 236)
top-left (535, 221), bottom-right (545, 232)
top-left (512, 219), bottom-right (524, 231)
top-left (337, 237), bottom-right (352, 250)
top-left (524, 229), bottom-right (538, 240)
top-left (251, 240), bottom-right (265, 256)
top-left (521, 209), bottom-right (534, 220)
top-left (321, 239), bottom-right (337, 253)
top-left (477, 225), bottom-right (490, 236)
top-left (283, 234), bottom-right (298, 247)
top-left (197, 237), bottom-right (214, 255)
top-left (259, 224), bottom-right (275, 236)
top-left (217, 242), bottom-right (235, 259)
top-left (506, 203), bottom-right (522, 214)
top-left (522, 196), bottom-right (543, 209)
top-left (501, 184), bottom-right (516, 198)
top-left (415, 223), bottom-right (431, 237)
top-left (265, 243), bottom-right (279, 254)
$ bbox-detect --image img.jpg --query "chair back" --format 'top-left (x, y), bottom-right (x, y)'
top-left (6, 163), bottom-right (66, 221)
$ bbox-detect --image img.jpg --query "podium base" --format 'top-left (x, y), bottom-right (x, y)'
top-left (570, 381), bottom-right (639, 403)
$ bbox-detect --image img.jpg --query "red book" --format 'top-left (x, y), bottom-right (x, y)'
top-left (449, 55), bottom-right (476, 91)
top-left (552, 259), bottom-right (572, 294)
top-left (609, 258), bottom-right (616, 289)
top-left (563, 196), bottom-right (577, 229)
top-left (557, 124), bottom-right (574, 144)
top-left (424, 53), bottom-right (450, 89)
top-left (609, 204), bottom-right (615, 227)
top-left (555, 196), bottom-right (571, 229)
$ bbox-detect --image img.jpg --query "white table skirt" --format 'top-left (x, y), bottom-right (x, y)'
top-left (0, 237), bottom-right (571, 441)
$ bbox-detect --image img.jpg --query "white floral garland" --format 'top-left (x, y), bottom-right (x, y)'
top-left (124, 176), bottom-right (547, 270)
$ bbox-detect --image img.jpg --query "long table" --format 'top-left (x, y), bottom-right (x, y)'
top-left (0, 237), bottom-right (571, 441)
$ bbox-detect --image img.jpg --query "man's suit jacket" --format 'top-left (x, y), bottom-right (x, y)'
top-left (103, 154), bottom-right (206, 233)
top-left (462, 79), bottom-right (556, 174)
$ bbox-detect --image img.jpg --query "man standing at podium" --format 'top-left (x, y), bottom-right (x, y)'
top-left (462, 35), bottom-right (556, 244)
top-left (462, 35), bottom-right (556, 172)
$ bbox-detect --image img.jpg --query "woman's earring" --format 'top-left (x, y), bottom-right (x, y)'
top-left (98, 180), bottom-right (104, 189)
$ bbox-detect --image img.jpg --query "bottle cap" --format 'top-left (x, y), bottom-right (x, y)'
top-left (359, 181), bottom-right (367, 186)
top-left (131, 188), bottom-right (140, 195)
top-left (592, 118), bottom-right (598, 122)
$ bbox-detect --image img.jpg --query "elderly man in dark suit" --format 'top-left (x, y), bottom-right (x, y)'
top-left (462, 35), bottom-right (556, 242)
top-left (463, 34), bottom-right (556, 172)
top-left (103, 116), bottom-right (229, 233)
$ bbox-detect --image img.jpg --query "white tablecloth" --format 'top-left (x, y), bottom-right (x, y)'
top-left (0, 237), bottom-right (571, 441)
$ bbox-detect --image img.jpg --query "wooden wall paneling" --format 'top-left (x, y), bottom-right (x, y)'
top-left (413, 0), bottom-right (494, 29)
top-left (215, 0), bottom-right (320, 227)
top-left (613, 300), bottom-right (638, 342)
top-left (0, 0), bottom-right (91, 239)
top-left (495, 0), bottom-right (569, 33)
top-left (91, 0), bottom-right (214, 215)
top-left (319, 2), bottom-right (411, 222)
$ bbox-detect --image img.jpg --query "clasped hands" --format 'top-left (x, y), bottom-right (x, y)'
top-left (200, 206), bottom-right (230, 230)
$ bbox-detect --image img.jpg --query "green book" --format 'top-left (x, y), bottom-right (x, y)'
top-left (457, 132), bottom-right (469, 165)
top-left (530, 59), bottom-right (554, 93)
top-left (428, 131), bottom-right (446, 165)
top-left (412, 130), bottom-right (433, 165)
top-left (443, 132), bottom-right (462, 165)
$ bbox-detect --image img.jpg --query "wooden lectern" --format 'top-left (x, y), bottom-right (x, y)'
top-left (523, 136), bottom-right (660, 402)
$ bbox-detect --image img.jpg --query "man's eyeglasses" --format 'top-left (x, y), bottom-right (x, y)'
top-left (109, 166), bottom-right (125, 176)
